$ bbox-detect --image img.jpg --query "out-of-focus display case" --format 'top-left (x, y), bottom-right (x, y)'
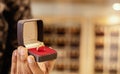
top-left (31, 0), bottom-right (120, 74)
top-left (95, 24), bottom-right (120, 74)
top-left (43, 17), bottom-right (82, 74)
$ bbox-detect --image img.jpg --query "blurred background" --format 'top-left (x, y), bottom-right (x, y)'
top-left (31, 0), bottom-right (120, 74)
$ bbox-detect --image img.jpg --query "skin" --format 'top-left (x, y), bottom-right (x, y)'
top-left (11, 46), bottom-right (55, 74)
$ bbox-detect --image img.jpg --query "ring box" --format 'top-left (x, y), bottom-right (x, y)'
top-left (17, 19), bottom-right (57, 62)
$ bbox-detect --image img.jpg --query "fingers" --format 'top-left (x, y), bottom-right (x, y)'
top-left (17, 46), bottom-right (28, 62)
top-left (27, 55), bottom-right (44, 74)
top-left (16, 46), bottom-right (25, 73)
top-left (11, 46), bottom-right (55, 74)
top-left (11, 50), bottom-right (17, 74)
top-left (16, 46), bottom-right (32, 74)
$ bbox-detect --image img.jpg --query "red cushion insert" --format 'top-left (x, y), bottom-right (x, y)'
top-left (28, 46), bottom-right (56, 56)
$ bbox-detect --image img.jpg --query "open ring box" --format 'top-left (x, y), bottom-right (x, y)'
top-left (17, 19), bottom-right (57, 62)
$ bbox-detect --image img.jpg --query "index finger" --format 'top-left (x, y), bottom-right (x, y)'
top-left (11, 50), bottom-right (17, 74)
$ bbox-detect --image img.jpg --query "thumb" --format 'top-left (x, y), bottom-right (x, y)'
top-left (27, 55), bottom-right (44, 74)
top-left (45, 60), bottom-right (56, 72)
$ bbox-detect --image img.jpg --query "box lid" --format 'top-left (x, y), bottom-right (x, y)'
top-left (17, 19), bottom-right (43, 48)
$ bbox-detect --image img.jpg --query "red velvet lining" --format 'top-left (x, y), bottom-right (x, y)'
top-left (28, 46), bottom-right (56, 56)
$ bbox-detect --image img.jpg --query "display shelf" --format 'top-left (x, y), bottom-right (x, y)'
top-left (94, 24), bottom-right (120, 74)
top-left (43, 17), bottom-right (81, 74)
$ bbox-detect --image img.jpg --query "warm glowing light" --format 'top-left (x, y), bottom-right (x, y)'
top-left (107, 15), bottom-right (120, 25)
top-left (113, 3), bottom-right (120, 11)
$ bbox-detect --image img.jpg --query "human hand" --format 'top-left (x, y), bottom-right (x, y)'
top-left (10, 46), bottom-right (55, 74)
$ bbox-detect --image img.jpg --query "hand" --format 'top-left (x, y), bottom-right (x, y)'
top-left (10, 46), bottom-right (55, 74)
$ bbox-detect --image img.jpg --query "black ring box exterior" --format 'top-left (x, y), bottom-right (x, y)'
top-left (17, 19), bottom-right (57, 62)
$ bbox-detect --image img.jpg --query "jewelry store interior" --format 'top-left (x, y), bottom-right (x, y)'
top-left (31, 0), bottom-right (120, 74)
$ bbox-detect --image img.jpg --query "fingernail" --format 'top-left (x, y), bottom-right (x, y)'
top-left (27, 56), bottom-right (34, 63)
top-left (14, 50), bottom-right (17, 56)
top-left (18, 47), bottom-right (25, 55)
